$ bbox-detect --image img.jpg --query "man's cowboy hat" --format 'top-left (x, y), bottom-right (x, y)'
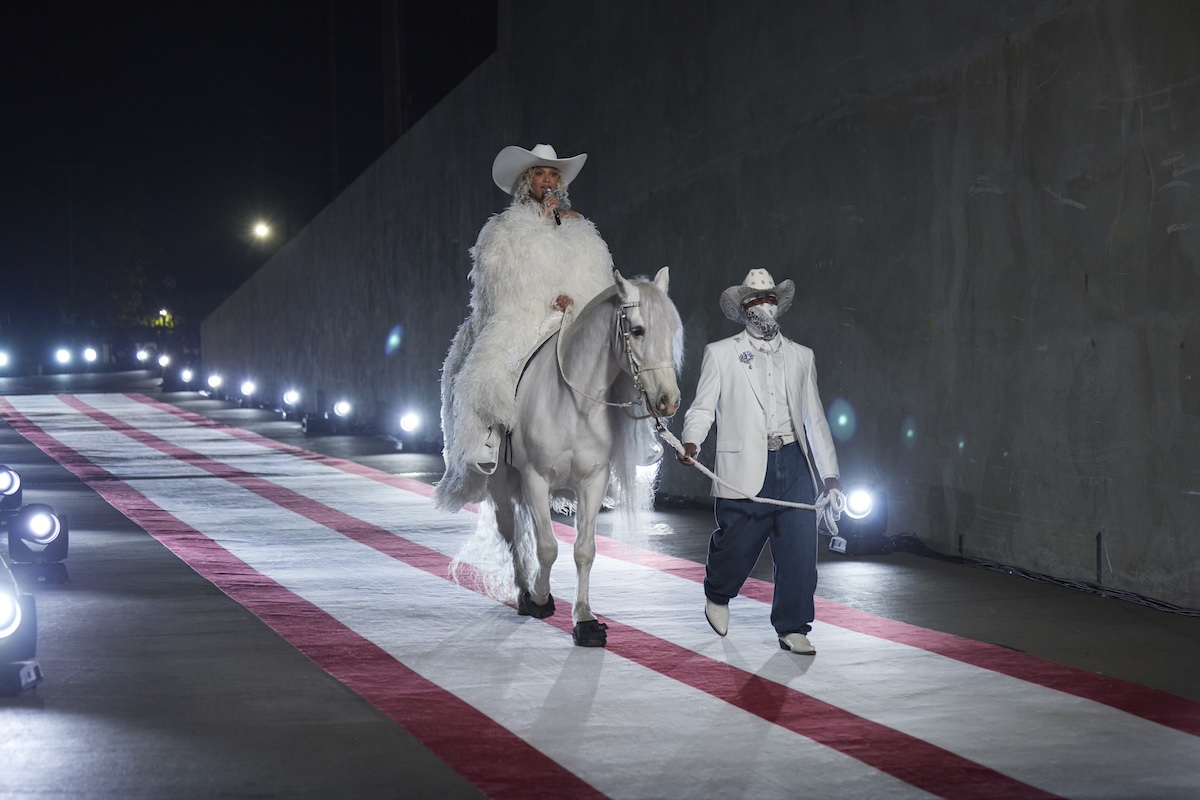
top-left (719, 269), bottom-right (796, 324)
top-left (492, 143), bottom-right (587, 195)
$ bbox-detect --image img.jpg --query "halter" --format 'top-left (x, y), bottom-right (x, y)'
top-left (556, 297), bottom-right (673, 420)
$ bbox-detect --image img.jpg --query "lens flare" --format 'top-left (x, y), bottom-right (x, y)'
top-left (385, 324), bottom-right (404, 356)
top-left (902, 416), bottom-right (917, 449)
top-left (827, 397), bottom-right (857, 443)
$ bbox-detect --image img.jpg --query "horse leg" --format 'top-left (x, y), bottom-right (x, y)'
top-left (570, 471), bottom-right (610, 647)
top-left (519, 471), bottom-right (559, 617)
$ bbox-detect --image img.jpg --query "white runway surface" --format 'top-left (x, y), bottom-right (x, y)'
top-left (3, 393), bottom-right (1199, 799)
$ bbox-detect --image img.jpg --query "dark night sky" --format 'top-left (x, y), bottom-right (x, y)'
top-left (0, 1), bottom-right (495, 342)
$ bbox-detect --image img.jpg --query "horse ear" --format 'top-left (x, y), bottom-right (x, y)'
top-left (613, 269), bottom-right (633, 299)
top-left (654, 266), bottom-right (670, 294)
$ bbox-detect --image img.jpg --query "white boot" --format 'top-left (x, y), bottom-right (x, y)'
top-left (471, 426), bottom-right (500, 475)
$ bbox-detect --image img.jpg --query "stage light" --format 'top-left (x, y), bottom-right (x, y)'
top-left (7, 503), bottom-right (68, 566)
top-left (83, 347), bottom-right (97, 363)
top-left (826, 486), bottom-right (891, 556)
top-left (0, 579), bottom-right (21, 640)
top-left (158, 354), bottom-right (171, 367)
top-left (0, 555), bottom-right (41, 695)
top-left (0, 465), bottom-right (22, 514)
top-left (845, 489), bottom-right (874, 520)
top-left (0, 351), bottom-right (9, 368)
top-left (207, 374), bottom-right (223, 389)
top-left (137, 349), bottom-right (150, 363)
top-left (181, 368), bottom-right (194, 383)
top-left (399, 412), bottom-right (421, 432)
top-left (333, 400), bottom-right (352, 418)
top-left (55, 349), bottom-right (71, 364)
top-left (241, 381), bottom-right (256, 397)
top-left (283, 390), bottom-right (300, 406)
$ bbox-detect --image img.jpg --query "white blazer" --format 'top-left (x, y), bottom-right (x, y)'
top-left (680, 332), bottom-right (840, 499)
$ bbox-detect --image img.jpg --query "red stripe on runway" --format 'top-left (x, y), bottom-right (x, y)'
top-left (0, 397), bottom-right (603, 800)
top-left (33, 395), bottom-right (1066, 800)
top-left (125, 392), bottom-right (1200, 739)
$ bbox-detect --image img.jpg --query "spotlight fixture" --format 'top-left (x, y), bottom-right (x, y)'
top-left (158, 354), bottom-right (171, 368)
top-left (826, 486), bottom-right (891, 556)
top-left (0, 555), bottom-right (41, 695)
top-left (83, 347), bottom-right (98, 363)
top-left (399, 412), bottom-right (421, 433)
top-left (180, 368), bottom-right (194, 383)
top-left (137, 349), bottom-right (150, 363)
top-left (241, 381), bottom-right (256, 397)
top-left (333, 400), bottom-right (352, 418)
top-left (54, 349), bottom-right (71, 365)
top-left (0, 465), bottom-right (22, 515)
top-left (7, 503), bottom-right (69, 567)
top-left (207, 374), bottom-right (223, 389)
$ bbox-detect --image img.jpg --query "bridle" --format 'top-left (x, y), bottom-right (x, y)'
top-left (556, 296), bottom-right (675, 420)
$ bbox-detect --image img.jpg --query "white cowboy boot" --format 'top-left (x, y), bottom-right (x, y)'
top-left (471, 425), bottom-right (500, 475)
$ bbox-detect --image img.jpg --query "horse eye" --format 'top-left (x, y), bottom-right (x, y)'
top-left (631, 326), bottom-right (646, 338)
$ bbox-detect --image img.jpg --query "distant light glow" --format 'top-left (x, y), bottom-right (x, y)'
top-left (83, 348), bottom-right (97, 362)
top-left (241, 381), bottom-right (256, 397)
top-left (399, 412), bottom-right (420, 432)
top-left (0, 352), bottom-right (8, 367)
top-left (181, 369), bottom-right (194, 383)
top-left (158, 354), bottom-right (171, 367)
top-left (207, 375), bottom-right (223, 389)
top-left (254, 222), bottom-right (271, 239)
top-left (333, 400), bottom-right (352, 418)
top-left (159, 308), bottom-right (169, 317)
top-left (136, 349), bottom-right (149, 362)
top-left (385, 324), bottom-right (404, 356)
top-left (55, 349), bottom-right (71, 364)
top-left (283, 390), bottom-right (300, 406)
top-left (827, 397), bottom-right (857, 443)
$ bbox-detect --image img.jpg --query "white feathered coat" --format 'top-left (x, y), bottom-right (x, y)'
top-left (436, 202), bottom-right (614, 511)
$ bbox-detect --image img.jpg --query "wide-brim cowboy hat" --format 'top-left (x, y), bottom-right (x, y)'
top-left (492, 143), bottom-right (587, 195)
top-left (719, 268), bottom-right (795, 324)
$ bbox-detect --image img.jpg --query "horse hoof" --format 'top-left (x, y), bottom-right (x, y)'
top-left (517, 591), bottom-right (555, 619)
top-left (572, 619), bottom-right (608, 647)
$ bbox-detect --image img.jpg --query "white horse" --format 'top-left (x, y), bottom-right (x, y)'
top-left (486, 267), bottom-right (682, 647)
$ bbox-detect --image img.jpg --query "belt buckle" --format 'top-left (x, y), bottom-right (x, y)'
top-left (767, 434), bottom-right (784, 451)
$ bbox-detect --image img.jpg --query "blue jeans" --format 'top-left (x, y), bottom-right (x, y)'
top-left (704, 442), bottom-right (818, 636)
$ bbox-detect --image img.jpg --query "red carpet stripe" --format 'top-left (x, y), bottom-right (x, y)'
top-left (13, 394), bottom-right (1063, 800)
top-left (124, 392), bottom-right (1200, 739)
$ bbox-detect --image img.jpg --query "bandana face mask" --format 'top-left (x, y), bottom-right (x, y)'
top-left (745, 302), bottom-right (780, 340)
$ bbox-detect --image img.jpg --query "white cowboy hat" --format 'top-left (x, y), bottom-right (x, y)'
top-left (719, 268), bottom-right (796, 324)
top-left (491, 143), bottom-right (587, 195)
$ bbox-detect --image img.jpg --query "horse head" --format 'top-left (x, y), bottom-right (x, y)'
top-left (613, 267), bottom-right (682, 418)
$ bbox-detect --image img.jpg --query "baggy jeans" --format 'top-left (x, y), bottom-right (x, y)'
top-left (703, 442), bottom-right (818, 636)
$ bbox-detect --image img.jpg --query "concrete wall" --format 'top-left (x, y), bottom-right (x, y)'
top-left (203, 0), bottom-right (1200, 607)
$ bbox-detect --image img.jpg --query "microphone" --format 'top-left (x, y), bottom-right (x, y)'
top-left (544, 186), bottom-right (561, 225)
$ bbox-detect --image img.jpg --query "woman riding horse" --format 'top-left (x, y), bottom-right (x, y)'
top-left (436, 143), bottom-right (615, 513)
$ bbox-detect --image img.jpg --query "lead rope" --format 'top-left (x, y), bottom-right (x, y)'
top-left (653, 420), bottom-right (846, 535)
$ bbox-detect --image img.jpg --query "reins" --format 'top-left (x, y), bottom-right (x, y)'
top-left (554, 298), bottom-right (671, 420)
